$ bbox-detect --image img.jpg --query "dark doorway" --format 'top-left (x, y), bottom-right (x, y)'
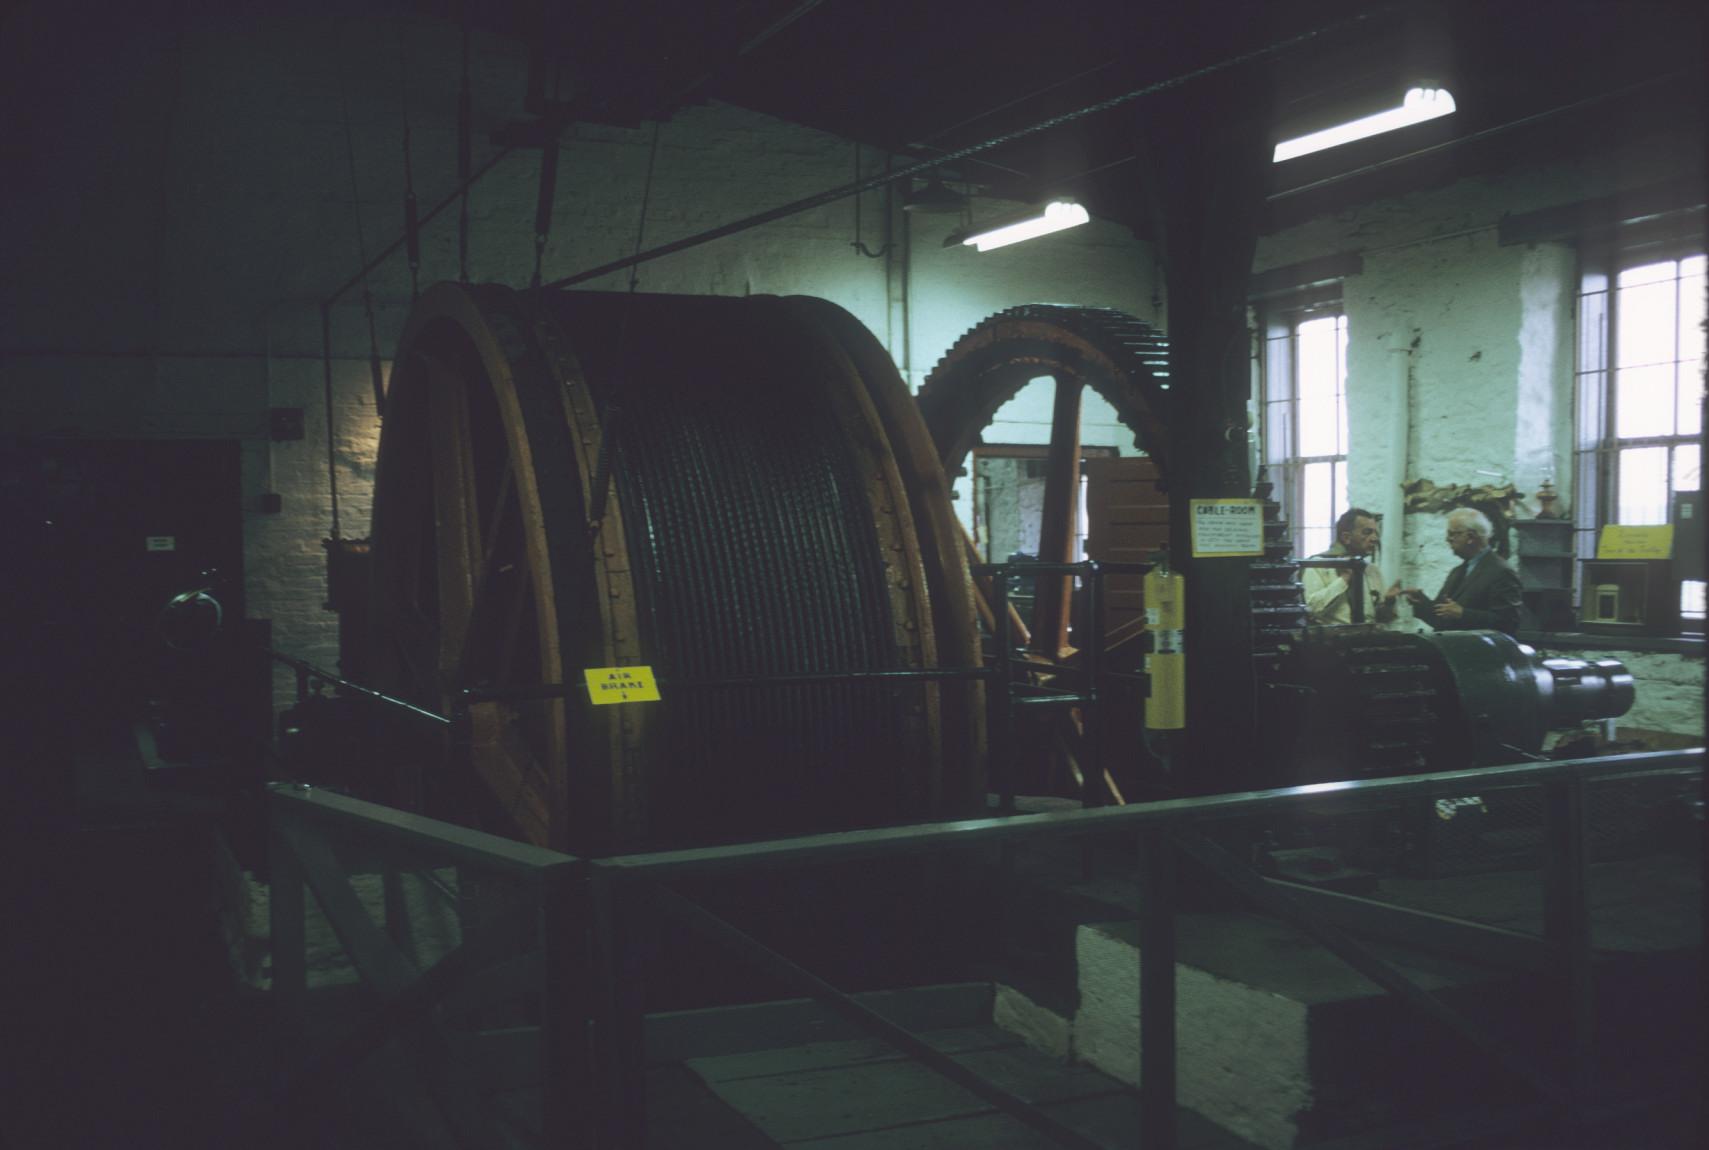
top-left (1, 438), bottom-right (251, 819)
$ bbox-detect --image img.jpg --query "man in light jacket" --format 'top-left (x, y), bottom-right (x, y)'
top-left (1304, 507), bottom-right (1402, 625)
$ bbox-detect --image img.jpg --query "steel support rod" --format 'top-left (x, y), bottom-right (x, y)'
top-left (975, 561), bottom-right (1153, 577)
top-left (1544, 776), bottom-right (1593, 1120)
top-left (540, 863), bottom-right (593, 1147)
top-left (992, 567), bottom-right (1018, 812)
top-left (266, 649), bottom-right (452, 726)
top-left (588, 872), bottom-right (648, 1148)
top-left (1082, 562), bottom-right (1104, 807)
top-left (1139, 830), bottom-right (1179, 1150)
top-left (325, 146), bottom-right (518, 307)
top-left (461, 665), bottom-right (995, 703)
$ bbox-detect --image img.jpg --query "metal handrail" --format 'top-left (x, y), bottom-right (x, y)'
top-left (266, 781), bottom-right (573, 875)
top-left (587, 748), bottom-right (1700, 880)
top-left (267, 741), bottom-right (1703, 1149)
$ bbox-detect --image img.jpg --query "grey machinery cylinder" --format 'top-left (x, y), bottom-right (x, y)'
top-left (1264, 629), bottom-right (1636, 784)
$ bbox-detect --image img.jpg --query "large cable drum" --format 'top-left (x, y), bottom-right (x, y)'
top-left (366, 284), bottom-right (983, 855)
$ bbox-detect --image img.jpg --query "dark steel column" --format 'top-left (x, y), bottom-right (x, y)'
top-left (1142, 77), bottom-right (1269, 793)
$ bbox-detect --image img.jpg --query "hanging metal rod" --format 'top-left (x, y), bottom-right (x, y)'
top-left (542, 4), bottom-right (1396, 290)
top-left (324, 145), bottom-right (517, 309)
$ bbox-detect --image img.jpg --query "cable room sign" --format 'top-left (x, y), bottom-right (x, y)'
top-left (1188, 499), bottom-right (1265, 557)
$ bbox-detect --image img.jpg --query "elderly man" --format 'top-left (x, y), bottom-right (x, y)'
top-left (1405, 508), bottom-right (1523, 636)
top-left (1304, 507), bottom-right (1403, 625)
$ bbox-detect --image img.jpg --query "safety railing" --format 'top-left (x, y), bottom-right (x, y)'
top-left (267, 745), bottom-right (1701, 1149)
top-left (267, 782), bottom-right (582, 1148)
top-left (975, 560), bottom-right (1152, 812)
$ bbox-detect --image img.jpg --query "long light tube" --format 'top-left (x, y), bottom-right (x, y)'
top-left (1272, 87), bottom-right (1457, 163)
top-left (961, 200), bottom-right (1091, 252)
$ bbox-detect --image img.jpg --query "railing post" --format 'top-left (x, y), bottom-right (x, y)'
top-left (268, 791), bottom-right (308, 1084)
top-left (1082, 562), bottom-right (1103, 809)
top-left (1138, 827), bottom-right (1178, 1150)
top-left (541, 862), bottom-right (594, 1147)
top-left (590, 871), bottom-right (648, 1147)
top-left (1544, 776), bottom-right (1592, 1122)
top-left (1349, 557), bottom-right (1366, 623)
top-left (382, 870), bottom-right (411, 959)
top-left (991, 565), bottom-right (1017, 813)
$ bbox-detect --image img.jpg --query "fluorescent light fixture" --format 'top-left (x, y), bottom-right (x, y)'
top-left (1272, 87), bottom-right (1457, 163)
top-left (960, 200), bottom-right (1091, 252)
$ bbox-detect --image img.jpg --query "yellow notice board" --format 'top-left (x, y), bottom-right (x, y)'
top-left (1189, 499), bottom-right (1264, 557)
top-left (584, 665), bottom-right (661, 705)
top-left (1596, 524), bottom-right (1673, 559)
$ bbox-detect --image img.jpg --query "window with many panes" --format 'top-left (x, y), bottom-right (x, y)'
top-left (1575, 247), bottom-right (1705, 627)
top-left (1263, 305), bottom-right (1349, 559)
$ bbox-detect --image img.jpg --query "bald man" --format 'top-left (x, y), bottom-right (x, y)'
top-left (1404, 508), bottom-right (1523, 636)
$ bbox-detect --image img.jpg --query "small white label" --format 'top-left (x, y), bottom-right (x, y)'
top-left (1434, 795), bottom-right (1487, 821)
top-left (1145, 607), bottom-right (1161, 625)
top-left (1682, 503), bottom-right (1694, 519)
top-left (146, 536), bottom-right (176, 552)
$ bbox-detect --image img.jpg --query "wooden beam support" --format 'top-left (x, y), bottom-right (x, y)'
top-left (1031, 374), bottom-right (1085, 657)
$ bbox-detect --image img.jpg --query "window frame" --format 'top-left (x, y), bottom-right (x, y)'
top-left (1574, 236), bottom-right (1706, 634)
top-left (1260, 288), bottom-right (1350, 560)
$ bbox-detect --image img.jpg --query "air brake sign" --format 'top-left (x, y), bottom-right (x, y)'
top-left (583, 666), bottom-right (662, 705)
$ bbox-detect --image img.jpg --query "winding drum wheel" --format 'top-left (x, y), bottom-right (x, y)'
top-left (917, 305), bottom-right (1173, 656)
top-left (914, 306), bottom-right (1174, 800)
top-left (366, 284), bottom-right (982, 855)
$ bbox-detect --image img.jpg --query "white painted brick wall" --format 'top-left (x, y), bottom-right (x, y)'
top-left (5, 6), bottom-right (1696, 738)
top-left (4, 9), bottom-right (1162, 721)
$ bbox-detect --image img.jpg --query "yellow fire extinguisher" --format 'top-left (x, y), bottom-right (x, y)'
top-left (1144, 548), bottom-right (1185, 730)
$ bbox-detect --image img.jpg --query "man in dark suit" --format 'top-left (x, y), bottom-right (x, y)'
top-left (1405, 508), bottom-right (1523, 636)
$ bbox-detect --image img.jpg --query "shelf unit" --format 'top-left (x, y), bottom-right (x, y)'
top-left (1579, 558), bottom-right (1679, 637)
top-left (1511, 518), bottom-right (1575, 631)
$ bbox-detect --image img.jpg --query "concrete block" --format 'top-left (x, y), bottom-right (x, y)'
top-left (1074, 921), bottom-right (1311, 1150)
top-left (993, 982), bottom-right (1073, 1060)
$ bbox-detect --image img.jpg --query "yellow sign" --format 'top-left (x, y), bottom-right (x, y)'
top-left (1189, 498), bottom-right (1264, 557)
top-left (583, 665), bottom-right (661, 705)
top-left (1596, 524), bottom-right (1673, 560)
